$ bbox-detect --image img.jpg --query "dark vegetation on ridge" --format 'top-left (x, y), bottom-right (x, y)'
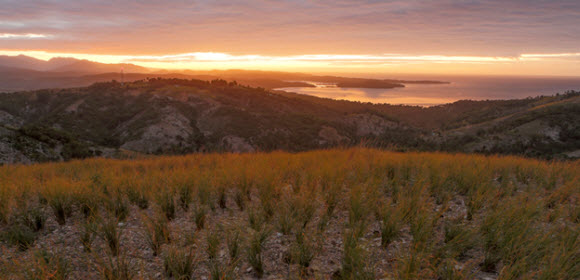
top-left (0, 77), bottom-right (579, 163)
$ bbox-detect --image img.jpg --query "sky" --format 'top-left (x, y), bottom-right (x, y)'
top-left (1, 0), bottom-right (579, 76)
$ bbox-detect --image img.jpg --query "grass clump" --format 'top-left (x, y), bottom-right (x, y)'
top-left (379, 207), bottom-right (400, 248)
top-left (227, 229), bottom-right (242, 261)
top-left (206, 229), bottom-right (221, 260)
top-left (247, 228), bottom-right (270, 278)
top-left (80, 219), bottom-right (97, 252)
top-left (157, 191), bottom-right (176, 221)
top-left (97, 217), bottom-right (122, 256)
top-left (25, 249), bottom-right (70, 280)
top-left (19, 205), bottom-right (46, 232)
top-left (94, 251), bottom-right (135, 280)
top-left (1, 224), bottom-right (36, 250)
top-left (288, 229), bottom-right (315, 273)
top-left (46, 190), bottom-right (73, 226)
top-left (126, 187), bottom-right (149, 210)
top-left (209, 261), bottom-right (237, 280)
top-left (164, 246), bottom-right (197, 280)
top-left (192, 204), bottom-right (206, 229)
top-left (143, 214), bottom-right (171, 256)
top-left (107, 196), bottom-right (129, 222)
top-left (177, 181), bottom-right (193, 211)
top-left (339, 230), bottom-right (374, 279)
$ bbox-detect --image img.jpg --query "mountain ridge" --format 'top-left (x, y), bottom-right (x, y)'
top-left (0, 78), bottom-right (578, 164)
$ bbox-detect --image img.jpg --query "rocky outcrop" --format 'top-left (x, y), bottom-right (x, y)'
top-left (318, 126), bottom-right (349, 145)
top-left (221, 136), bottom-right (255, 153)
top-left (345, 113), bottom-right (399, 137)
top-left (120, 106), bottom-right (196, 153)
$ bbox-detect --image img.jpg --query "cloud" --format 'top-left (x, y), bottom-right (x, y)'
top-left (0, 1), bottom-right (578, 75)
top-left (0, 0), bottom-right (579, 56)
top-left (0, 33), bottom-right (51, 39)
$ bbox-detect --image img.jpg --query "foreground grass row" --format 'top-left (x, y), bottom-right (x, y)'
top-left (0, 148), bottom-right (579, 279)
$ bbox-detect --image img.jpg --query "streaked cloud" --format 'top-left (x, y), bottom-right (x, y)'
top-left (126, 53), bottom-right (522, 64)
top-left (0, 33), bottom-right (51, 39)
top-left (0, 1), bottom-right (579, 75)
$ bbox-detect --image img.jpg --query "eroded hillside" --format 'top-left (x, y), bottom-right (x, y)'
top-left (0, 78), bottom-right (578, 163)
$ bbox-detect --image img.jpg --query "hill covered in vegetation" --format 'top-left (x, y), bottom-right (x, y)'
top-left (0, 78), bottom-right (579, 164)
top-left (0, 148), bottom-right (578, 279)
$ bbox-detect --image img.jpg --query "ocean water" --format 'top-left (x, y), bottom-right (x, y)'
top-left (277, 75), bottom-right (580, 106)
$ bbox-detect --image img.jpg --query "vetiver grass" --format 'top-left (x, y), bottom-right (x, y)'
top-left (0, 148), bottom-right (578, 278)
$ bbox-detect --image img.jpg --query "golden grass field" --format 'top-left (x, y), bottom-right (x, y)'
top-left (0, 148), bottom-right (579, 279)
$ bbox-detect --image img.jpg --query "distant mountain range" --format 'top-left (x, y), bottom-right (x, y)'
top-left (0, 54), bottom-right (149, 73)
top-left (0, 55), bottom-right (446, 92)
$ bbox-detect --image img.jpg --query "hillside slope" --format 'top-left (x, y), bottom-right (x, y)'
top-left (0, 78), bottom-right (578, 163)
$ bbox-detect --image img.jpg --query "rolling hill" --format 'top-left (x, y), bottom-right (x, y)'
top-left (0, 78), bottom-right (578, 164)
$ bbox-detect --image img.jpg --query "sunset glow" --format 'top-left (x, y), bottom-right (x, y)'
top-left (1, 1), bottom-right (579, 76)
top-left (1, 49), bottom-right (579, 75)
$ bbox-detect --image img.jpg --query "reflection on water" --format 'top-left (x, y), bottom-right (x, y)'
top-left (278, 86), bottom-right (457, 106)
top-left (277, 76), bottom-right (580, 106)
